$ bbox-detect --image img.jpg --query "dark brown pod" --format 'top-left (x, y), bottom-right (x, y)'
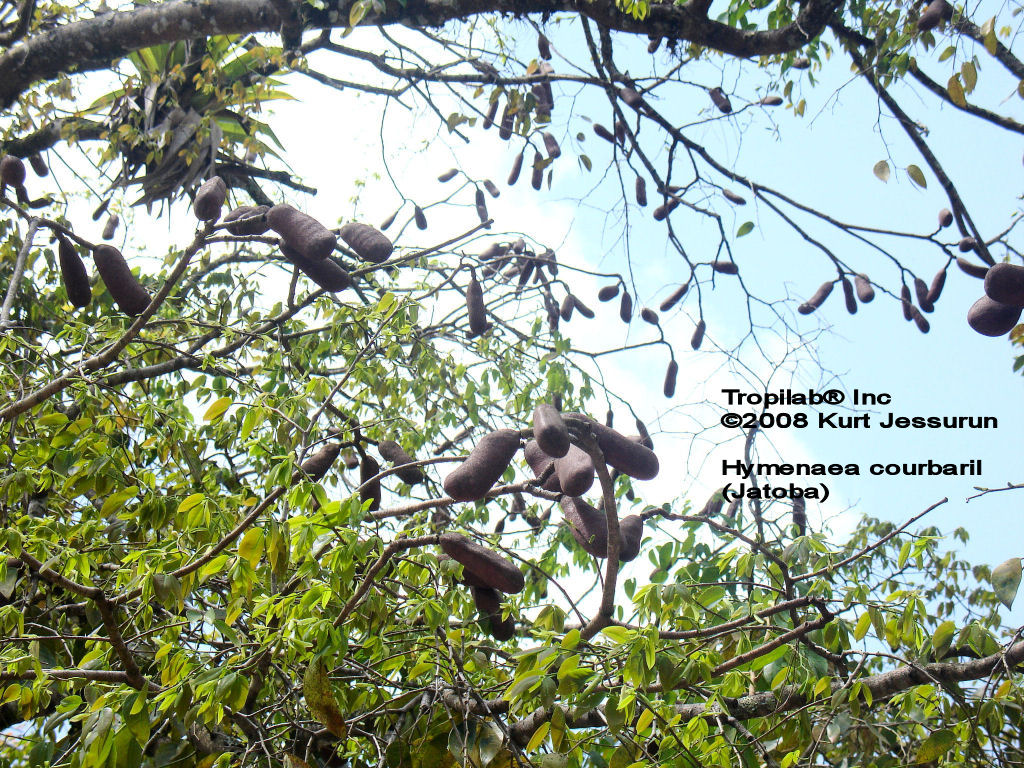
top-left (559, 294), bottom-right (574, 322)
top-left (101, 214), bottom-right (119, 241)
top-left (909, 305), bottom-right (930, 333)
top-left (280, 241), bottom-right (352, 292)
top-left (984, 263), bottom-right (1024, 308)
top-left (709, 87), bottom-right (732, 114)
top-left (926, 268), bottom-right (947, 304)
top-left (660, 283), bottom-right (689, 312)
top-left (901, 284), bottom-right (913, 321)
top-left (914, 277), bottom-right (934, 313)
top-left (559, 496), bottom-right (608, 558)
top-left (798, 281), bottom-right (833, 314)
top-left (635, 176), bottom-right (647, 207)
top-left (483, 180), bottom-right (501, 198)
top-left (531, 153), bottom-right (544, 191)
top-left (593, 123), bottom-right (615, 143)
top-left (267, 204), bottom-right (337, 260)
top-left (634, 419), bottom-right (652, 449)
top-left (619, 290), bottom-right (633, 323)
top-left (413, 205), bottom-right (428, 230)
top-left (722, 189), bottom-right (746, 205)
top-left (587, 418), bottom-right (659, 480)
top-left (438, 168), bottom-right (459, 182)
top-left (854, 274), bottom-right (875, 302)
top-left (440, 532), bottom-right (525, 593)
top-left (538, 33), bottom-right (552, 60)
top-left (619, 515), bottom-right (643, 562)
top-left (958, 236), bottom-right (977, 253)
top-left (499, 104), bottom-right (514, 140)
top-left (483, 98), bottom-right (499, 130)
top-left (342, 449), bottom-right (360, 470)
top-left (475, 189), bottom-right (489, 224)
top-left (791, 57), bottom-right (811, 69)
top-left (917, 0), bottom-right (951, 31)
top-left (443, 429), bottom-right (520, 502)
top-left (471, 584), bottom-right (501, 616)
top-left (640, 308), bottom-right (659, 325)
top-left (377, 440), bottom-right (425, 485)
top-left (691, 320), bottom-right (706, 350)
top-left (57, 235), bottom-right (91, 308)
top-left (193, 176), bottom-right (227, 221)
top-left (360, 455), bottom-right (382, 512)
top-left (512, 238), bottom-right (526, 254)
top-left (466, 271), bottom-right (489, 338)
top-left (663, 359), bottom-right (678, 398)
top-left (956, 257), bottom-right (989, 279)
top-left (300, 443), bottom-right (341, 481)
top-left (619, 87), bottom-right (645, 111)
top-left (938, 208), bottom-right (953, 228)
top-left (543, 132), bottom-right (561, 159)
top-left (0, 155), bottom-right (26, 187)
top-left (572, 295), bottom-right (594, 319)
top-left (647, 37), bottom-right (661, 54)
top-left (842, 276), bottom-right (857, 314)
top-left (488, 612), bottom-right (516, 641)
top-left (614, 120), bottom-right (627, 144)
top-left (598, 284), bottom-right (620, 302)
top-left (968, 295), bottom-right (1022, 336)
top-left (533, 403), bottom-right (570, 458)
top-left (381, 208), bottom-right (399, 230)
top-left (760, 95), bottom-right (784, 106)
top-left (792, 496), bottom-right (807, 536)
top-left (524, 439), bottom-right (561, 492)
top-left (28, 154), bottom-right (49, 177)
top-left (92, 198), bottom-right (110, 222)
top-left (516, 260), bottom-right (535, 292)
top-left (711, 260), bottom-right (739, 275)
top-left (554, 443), bottom-right (595, 497)
top-left (224, 205), bottom-right (270, 236)
top-left (652, 198), bottom-right (679, 221)
top-left (93, 245), bottom-right (151, 316)
top-left (508, 152), bottom-right (524, 186)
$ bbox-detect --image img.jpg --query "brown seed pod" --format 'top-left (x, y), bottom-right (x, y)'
top-left (619, 86), bottom-right (645, 111)
top-left (224, 205), bottom-right (271, 236)
top-left (691, 320), bottom-right (706, 350)
top-left (854, 274), bottom-right (875, 302)
top-left (618, 515), bottom-right (643, 562)
top-left (279, 241), bottom-right (353, 292)
top-left (572, 295), bottom-right (594, 319)
top-left (489, 613), bottom-right (516, 641)
top-left (516, 260), bottom-right (535, 292)
top-left (914, 277), bottom-right (934, 313)
top-left (663, 359), bottom-right (678, 398)
top-left (791, 57), bottom-right (811, 69)
top-left (0, 155), bottom-right (26, 187)
top-left (635, 176), bottom-right (647, 207)
top-left (443, 429), bottom-right (520, 502)
top-left (614, 120), bottom-right (627, 144)
top-left (499, 104), bottom-right (514, 140)
top-left (792, 496), bottom-right (807, 536)
top-left (438, 168), bottom-right (459, 182)
top-left (722, 189), bottom-right (746, 205)
top-left (652, 197), bottom-right (680, 221)
top-left (958, 236), bottom-right (977, 253)
top-left (342, 449), bottom-right (360, 470)
top-left (640, 307), bottom-right (659, 325)
top-left (634, 419), bottom-right (652, 449)
top-left (968, 295), bottom-right (1022, 336)
top-left (760, 95), bottom-right (784, 106)
top-left (559, 293), bottom-right (574, 322)
top-left (901, 284), bottom-right (913, 321)
top-left (926, 268), bottom-right (947, 305)
top-left (554, 443), bottom-right (595, 497)
top-left (508, 152), bottom-right (524, 186)
top-left (524, 439), bottom-right (562, 492)
top-left (300, 443), bottom-right (341, 481)
top-left (593, 123), bottom-right (615, 143)
top-left (709, 87), bottom-right (732, 114)
top-left (512, 238), bottom-right (526, 254)
top-left (413, 205), bottom-right (428, 230)
top-left (842, 276), bottom-right (857, 314)
top-left (101, 214), bottom-right (119, 241)
top-left (711, 260), bottom-right (739, 275)
top-left (377, 440), bottom-right (425, 485)
top-left (57, 235), bottom-right (91, 308)
top-left (598, 283), bottom-right (620, 302)
top-left (471, 584), bottom-right (501, 616)
top-left (538, 33), bottom-right (552, 60)
top-left (798, 281), bottom-right (834, 314)
top-left (531, 153), bottom-right (544, 191)
top-left (647, 37), bottom-right (661, 54)
top-left (909, 305), bottom-right (930, 333)
top-left (440, 532), bottom-right (525, 593)
top-left (93, 244), bottom-right (151, 316)
top-left (917, 0), bottom-right (951, 31)
top-left (92, 198), bottom-right (110, 221)
top-left (543, 132), bottom-right (561, 159)
top-left (28, 153), bottom-right (49, 177)
top-left (619, 290), bottom-right (633, 323)
top-left (559, 496), bottom-right (608, 558)
top-left (466, 271), bottom-right (489, 338)
top-left (380, 208), bottom-right (400, 230)
top-left (483, 180), bottom-right (500, 198)
top-left (483, 98), bottom-right (499, 130)
top-left (360, 455), bottom-right (382, 512)
top-left (475, 189), bottom-right (489, 224)
top-left (533, 403), bottom-right (570, 458)
top-left (267, 204), bottom-right (337, 260)
top-left (984, 262), bottom-right (1024, 308)
top-left (193, 176), bottom-right (227, 222)
top-left (660, 283), bottom-right (689, 312)
top-left (938, 208), bottom-right (953, 228)
top-left (956, 257), bottom-right (989, 279)
top-left (584, 418), bottom-right (659, 480)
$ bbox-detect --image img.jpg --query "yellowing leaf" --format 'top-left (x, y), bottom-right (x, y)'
top-left (203, 396), bottom-right (232, 422)
top-left (873, 160), bottom-right (890, 182)
top-left (736, 221), bottom-right (754, 237)
top-left (303, 657), bottom-right (347, 738)
top-left (992, 557), bottom-right (1022, 609)
top-left (349, 0), bottom-right (371, 26)
top-left (947, 75), bottom-right (967, 107)
top-left (526, 722), bottom-right (550, 752)
top-left (854, 612), bottom-right (871, 641)
top-left (238, 527), bottom-right (265, 567)
top-left (636, 707), bottom-right (655, 732)
top-left (915, 729), bottom-right (955, 762)
top-left (907, 165), bottom-right (927, 188)
top-left (961, 61), bottom-right (977, 93)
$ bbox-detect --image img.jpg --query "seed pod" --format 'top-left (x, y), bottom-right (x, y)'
top-left (711, 260), bottom-right (738, 275)
top-left (910, 305), bottom-right (930, 333)
top-left (554, 443), bottom-right (596, 497)
top-left (380, 207), bottom-right (400, 230)
top-left (640, 308), bottom-right (659, 325)
top-left (647, 37), bottom-right (661, 53)
top-left (516, 260), bottom-right (535, 292)
top-left (572, 295), bottom-right (594, 319)
top-left (360, 455), bottom-right (382, 512)
top-left (413, 205), bottom-right (427, 230)
top-left (538, 33), bottom-right (552, 60)
top-left (593, 123), bottom-right (615, 143)
top-left (798, 281), bottom-right (833, 314)
top-left (533, 403), bottom-right (569, 458)
top-left (92, 198), bottom-right (110, 221)
top-left (512, 238), bottom-right (526, 254)
top-left (438, 168), bottom-right (459, 182)
top-left (984, 262), bottom-right (1024, 307)
top-left (660, 283), bottom-right (689, 312)
top-left (483, 180), bottom-right (500, 198)
top-left (101, 214), bottom-right (119, 240)
top-left (342, 449), bottom-right (360, 470)
top-left (614, 120), bottom-right (627, 143)
top-left (559, 294), bottom-right (574, 322)
top-left (663, 359), bottom-right (678, 398)
top-left (465, 271), bottom-right (490, 338)
top-left (854, 274), bottom-right (875, 302)
top-left (508, 152), bottom-right (524, 186)
top-left (524, 439), bottom-right (561, 492)
top-left (543, 132), bottom-right (561, 159)
top-left (443, 429), bottom-right (520, 502)
top-left (224, 205), bottom-right (270, 236)
top-left (956, 257), bottom-right (988, 279)
top-left (652, 198), bottom-right (679, 221)
top-left (619, 290), bottom-right (633, 323)
top-left (914, 277), bottom-right (934, 313)
top-left (635, 176), bottom-right (647, 207)
top-left (722, 189), bottom-right (746, 205)
top-left (559, 496), bottom-right (608, 558)
top-left (279, 241), bottom-right (353, 292)
top-left (968, 295), bottom-right (1022, 336)
top-left (267, 205), bottom-right (337, 260)
top-left (300, 443), bottom-right (341, 481)
top-left (938, 208), bottom-right (953, 228)
top-left (440, 532), bottom-right (525, 593)
top-left (57, 235), bottom-right (91, 308)
top-left (760, 95), bottom-right (784, 106)
top-left (471, 584), bottom-right (501, 616)
top-left (792, 496), bottom-right (807, 536)
top-left (93, 245), bottom-right (151, 316)
top-left (28, 154), bottom-right (48, 177)
top-left (691, 320), bottom-right (706, 350)
top-left (901, 284), bottom-right (913, 321)
top-left (634, 419), bottom-right (652, 449)
top-left (618, 515), bottom-right (643, 562)
top-left (619, 86), bottom-right (645, 111)
top-left (481, 98), bottom-right (501, 131)
top-left (193, 176), bottom-right (227, 221)
top-left (709, 87), bottom-right (732, 114)
top-left (377, 440), bottom-right (425, 485)
top-left (917, 0), bottom-right (951, 31)
top-left (488, 611), bottom-right (516, 641)
top-left (531, 153), bottom-right (544, 191)
top-left (0, 155), bottom-right (26, 187)
top-left (499, 104), bottom-right (514, 140)
top-left (925, 268), bottom-right (947, 305)
top-left (792, 57), bottom-right (811, 69)
top-left (842, 276), bottom-right (857, 314)
top-left (958, 236), bottom-right (977, 253)
top-left (475, 188), bottom-right (489, 223)
top-left (605, 409), bottom-right (614, 427)
top-left (598, 283), bottom-right (620, 302)
top-left (585, 418), bottom-right (659, 480)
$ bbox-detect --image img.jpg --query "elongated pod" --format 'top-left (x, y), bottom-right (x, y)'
top-left (0, 155), bottom-right (26, 187)
top-left (792, 496), bottom-right (807, 535)
top-left (926, 268), bottom-right (947, 305)
top-left (224, 205), bottom-right (270, 236)
top-left (956, 257), bottom-right (988, 279)
top-left (711, 260), bottom-right (739, 275)
top-left (413, 205), bottom-right (427, 230)
top-left (938, 208), bottom-right (953, 228)
top-left (635, 176), bottom-right (647, 207)
top-left (508, 152), bottom-right (524, 186)
top-left (360, 455), bottom-right (382, 511)
top-left (967, 295), bottom-right (1022, 336)
top-left (660, 282), bottom-right (688, 312)
top-left (538, 33), bottom-right (552, 60)
top-left (443, 429), bottom-right (520, 501)
top-left (691, 320), bottom-right (706, 350)
top-left (28, 153), bottom-right (49, 177)
top-left (640, 308), bottom-right (659, 325)
top-left (57, 235), bottom-right (91, 308)
top-left (984, 263), bottom-right (1024, 308)
top-left (193, 176), bottom-right (227, 221)
top-left (267, 204), bottom-right (337, 260)
top-left (280, 241), bottom-right (352, 293)
top-left (93, 245), bottom-right (150, 316)
top-left (618, 514), bottom-right (643, 562)
top-left (709, 87), bottom-right (732, 113)
top-left (619, 86), bottom-right (645, 110)
top-left (619, 290), bottom-right (633, 323)
top-left (798, 281), bottom-right (833, 315)
top-left (900, 285), bottom-right (913, 321)
top-left (598, 284), bottom-right (620, 301)
top-left (483, 98), bottom-right (499, 130)
top-left (559, 496), bottom-right (608, 558)
top-left (722, 189), bottom-right (746, 205)
top-left (533, 403), bottom-right (569, 458)
top-left (438, 168), bottom-right (458, 182)
top-left (593, 123), bottom-right (615, 143)
top-left (531, 153), bottom-right (544, 191)
top-left (440, 533), bottom-right (524, 593)
top-left (300, 443), bottom-right (341, 481)
top-left (524, 439), bottom-right (561, 492)
top-left (841, 277), bottom-right (857, 314)
top-left (554, 443), bottom-right (595, 497)
top-left (543, 132), bottom-right (561, 159)
top-left (664, 360), bottom-right (678, 398)
top-left (914, 277), bottom-right (934, 313)
top-left (101, 214), bottom-right (119, 240)
top-left (578, 417), bottom-right (659, 480)
top-left (340, 222), bottom-right (394, 263)
top-left (499, 104), bottom-right (514, 140)
top-left (910, 305), bottom-right (930, 333)
top-left (466, 270), bottom-right (489, 338)
top-left (475, 189), bottom-right (488, 223)
top-left (854, 274), bottom-right (875, 302)
top-left (377, 440), bottom-right (425, 485)
top-left (483, 180), bottom-right (500, 198)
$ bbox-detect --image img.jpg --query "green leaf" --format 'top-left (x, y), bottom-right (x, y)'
top-left (961, 61), bottom-right (977, 93)
top-left (947, 75), bottom-right (967, 107)
top-left (238, 527), bottom-right (265, 567)
top-left (932, 620), bottom-right (956, 655)
top-left (203, 395), bottom-right (232, 422)
top-left (915, 729), bottom-right (956, 762)
top-left (349, 0), bottom-right (371, 26)
top-left (526, 722), bottom-right (550, 752)
top-left (854, 612), bottom-right (871, 641)
top-left (873, 160), bottom-right (890, 182)
top-left (601, 626), bottom-right (633, 643)
top-left (736, 221), bottom-right (754, 237)
top-left (303, 657), bottom-right (348, 738)
top-left (533, 755), bottom-right (568, 768)
top-left (906, 165), bottom-right (927, 188)
top-left (991, 557), bottom-right (1022, 609)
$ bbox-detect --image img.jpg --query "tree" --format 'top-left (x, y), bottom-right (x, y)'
top-left (1, 0), bottom-right (1023, 767)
